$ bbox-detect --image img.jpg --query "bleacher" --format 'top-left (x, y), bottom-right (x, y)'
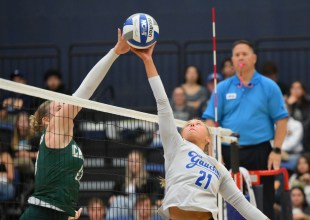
top-left (75, 109), bottom-right (165, 219)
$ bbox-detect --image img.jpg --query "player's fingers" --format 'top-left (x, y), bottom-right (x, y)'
top-left (117, 28), bottom-right (121, 39)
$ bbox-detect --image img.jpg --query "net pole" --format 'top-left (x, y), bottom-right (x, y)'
top-left (212, 7), bottom-right (224, 220)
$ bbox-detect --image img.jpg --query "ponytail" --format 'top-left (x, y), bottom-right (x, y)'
top-left (30, 101), bottom-right (52, 134)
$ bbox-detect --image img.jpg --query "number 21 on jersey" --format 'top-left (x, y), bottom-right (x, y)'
top-left (195, 170), bottom-right (212, 189)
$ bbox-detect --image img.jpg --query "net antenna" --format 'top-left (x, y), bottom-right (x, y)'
top-left (212, 7), bottom-right (224, 220)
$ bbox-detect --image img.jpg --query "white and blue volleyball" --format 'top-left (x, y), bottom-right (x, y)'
top-left (123, 13), bottom-right (159, 49)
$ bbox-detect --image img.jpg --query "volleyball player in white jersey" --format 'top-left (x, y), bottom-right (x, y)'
top-left (131, 44), bottom-right (269, 220)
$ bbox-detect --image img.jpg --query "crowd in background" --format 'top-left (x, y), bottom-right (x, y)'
top-left (0, 54), bottom-right (310, 219)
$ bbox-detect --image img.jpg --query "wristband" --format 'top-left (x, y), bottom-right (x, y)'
top-left (272, 147), bottom-right (281, 154)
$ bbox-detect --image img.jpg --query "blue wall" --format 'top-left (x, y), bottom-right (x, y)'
top-left (1, 0), bottom-right (310, 44)
top-left (1, 0), bottom-right (310, 107)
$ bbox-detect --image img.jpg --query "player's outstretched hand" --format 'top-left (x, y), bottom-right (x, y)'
top-left (114, 28), bottom-right (130, 55)
top-left (130, 42), bottom-right (156, 62)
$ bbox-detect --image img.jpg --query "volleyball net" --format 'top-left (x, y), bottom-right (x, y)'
top-left (0, 78), bottom-right (239, 220)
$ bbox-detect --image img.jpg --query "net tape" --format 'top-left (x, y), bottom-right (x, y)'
top-left (0, 78), bottom-right (238, 144)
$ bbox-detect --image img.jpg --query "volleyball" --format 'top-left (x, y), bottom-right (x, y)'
top-left (122, 13), bottom-right (159, 49)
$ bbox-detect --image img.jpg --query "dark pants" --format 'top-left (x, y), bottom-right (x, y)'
top-left (20, 205), bottom-right (69, 220)
top-left (222, 141), bottom-right (274, 219)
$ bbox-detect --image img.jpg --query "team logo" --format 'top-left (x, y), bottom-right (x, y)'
top-left (186, 151), bottom-right (220, 179)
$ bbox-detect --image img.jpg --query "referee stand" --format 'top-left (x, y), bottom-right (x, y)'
top-left (228, 141), bottom-right (293, 220)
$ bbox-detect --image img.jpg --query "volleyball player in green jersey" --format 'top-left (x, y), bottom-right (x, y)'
top-left (20, 29), bottom-right (130, 220)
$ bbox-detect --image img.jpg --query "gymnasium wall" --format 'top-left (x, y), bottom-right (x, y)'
top-left (0, 0), bottom-right (310, 107)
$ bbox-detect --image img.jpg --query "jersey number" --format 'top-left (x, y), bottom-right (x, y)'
top-left (195, 170), bottom-right (212, 189)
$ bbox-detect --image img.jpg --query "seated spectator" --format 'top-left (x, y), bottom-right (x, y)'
top-left (10, 69), bottom-right (27, 84)
top-left (44, 69), bottom-right (70, 94)
top-left (87, 197), bottom-right (106, 220)
top-left (291, 186), bottom-right (310, 219)
top-left (220, 58), bottom-right (235, 79)
top-left (260, 61), bottom-right (289, 96)
top-left (181, 65), bottom-right (207, 111)
top-left (287, 81), bottom-right (310, 151)
top-left (107, 150), bottom-right (161, 218)
top-left (170, 87), bottom-right (196, 121)
top-left (134, 194), bottom-right (162, 220)
top-left (0, 144), bottom-right (15, 201)
top-left (281, 103), bottom-right (304, 171)
top-left (290, 154), bottom-right (310, 205)
top-left (0, 70), bottom-right (34, 122)
top-left (11, 111), bottom-right (38, 176)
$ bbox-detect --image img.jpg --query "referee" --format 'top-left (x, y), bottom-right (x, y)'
top-left (202, 40), bottom-right (288, 218)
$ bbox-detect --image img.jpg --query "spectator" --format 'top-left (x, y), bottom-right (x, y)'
top-left (107, 150), bottom-right (161, 218)
top-left (221, 58), bottom-right (235, 79)
top-left (134, 194), bottom-right (152, 220)
top-left (202, 40), bottom-right (288, 217)
top-left (0, 69), bottom-right (34, 122)
top-left (290, 186), bottom-right (310, 220)
top-left (181, 65), bottom-right (207, 111)
top-left (287, 81), bottom-right (310, 151)
top-left (260, 61), bottom-right (289, 96)
top-left (10, 69), bottom-right (27, 84)
top-left (170, 87), bottom-right (196, 121)
top-left (11, 111), bottom-right (38, 176)
top-left (290, 154), bottom-right (310, 205)
top-left (44, 69), bottom-right (70, 94)
top-left (0, 144), bottom-right (15, 201)
top-left (87, 197), bottom-right (106, 220)
top-left (281, 103), bottom-right (303, 171)
top-left (134, 194), bottom-right (153, 220)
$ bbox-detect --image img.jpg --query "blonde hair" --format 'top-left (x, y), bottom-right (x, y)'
top-left (11, 111), bottom-right (32, 151)
top-left (126, 150), bottom-right (148, 188)
top-left (29, 100), bottom-right (52, 134)
top-left (159, 119), bottom-right (213, 188)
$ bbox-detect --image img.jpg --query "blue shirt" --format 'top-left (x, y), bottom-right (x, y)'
top-left (202, 71), bottom-right (288, 145)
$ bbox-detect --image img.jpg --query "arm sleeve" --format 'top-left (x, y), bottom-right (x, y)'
top-left (73, 49), bottom-right (119, 99)
top-left (218, 164), bottom-right (268, 220)
top-left (148, 76), bottom-right (183, 160)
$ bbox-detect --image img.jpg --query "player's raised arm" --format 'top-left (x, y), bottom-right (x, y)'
top-left (49, 29), bottom-right (130, 139)
top-left (131, 44), bottom-right (183, 159)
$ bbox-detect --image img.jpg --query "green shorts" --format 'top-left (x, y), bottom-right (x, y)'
top-left (20, 205), bottom-right (69, 220)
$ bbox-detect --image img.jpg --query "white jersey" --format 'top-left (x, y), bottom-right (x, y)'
top-left (148, 76), bottom-right (267, 220)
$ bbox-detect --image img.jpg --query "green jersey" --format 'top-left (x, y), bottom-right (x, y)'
top-left (29, 132), bottom-right (84, 217)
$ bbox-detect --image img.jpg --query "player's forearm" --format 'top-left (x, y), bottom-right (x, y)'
top-left (148, 75), bottom-right (182, 152)
top-left (274, 118), bottom-right (288, 148)
top-left (73, 49), bottom-right (119, 99)
top-left (220, 167), bottom-right (268, 220)
top-left (143, 58), bottom-right (159, 78)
